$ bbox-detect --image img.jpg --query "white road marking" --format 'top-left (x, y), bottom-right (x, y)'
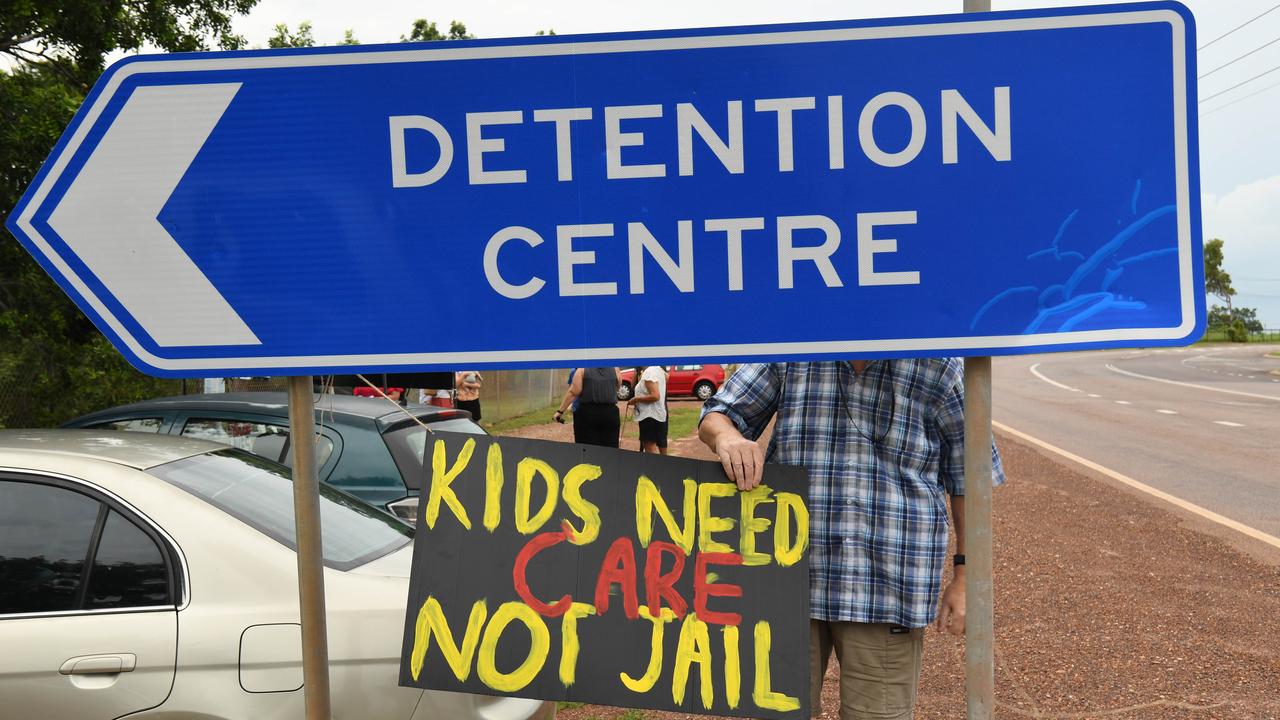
top-left (994, 422), bottom-right (1280, 551)
top-left (1156, 409), bottom-right (1178, 414)
top-left (1105, 364), bottom-right (1280, 402)
top-left (1029, 363), bottom-right (1080, 392)
top-left (1214, 421), bottom-right (1245, 427)
top-left (1115, 400), bottom-right (1132, 405)
top-left (1087, 393), bottom-right (1102, 398)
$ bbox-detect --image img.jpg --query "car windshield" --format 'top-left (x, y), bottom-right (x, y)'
top-left (148, 449), bottom-right (411, 570)
top-left (383, 418), bottom-right (486, 490)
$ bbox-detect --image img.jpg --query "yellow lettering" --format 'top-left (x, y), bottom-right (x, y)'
top-left (752, 621), bottom-right (800, 712)
top-left (427, 438), bottom-right (475, 530)
top-left (562, 463), bottom-right (602, 545)
top-left (409, 596), bottom-right (486, 682)
top-left (484, 442), bottom-right (503, 531)
top-left (739, 484), bottom-right (774, 566)
top-left (635, 476), bottom-right (696, 553)
top-left (723, 625), bottom-right (741, 709)
top-left (476, 602), bottom-right (550, 692)
top-left (559, 602), bottom-right (596, 687)
top-left (515, 457), bottom-right (559, 534)
top-left (673, 612), bottom-right (714, 709)
top-left (773, 492), bottom-right (809, 567)
top-left (619, 606), bottom-right (676, 693)
top-left (697, 482), bottom-right (737, 553)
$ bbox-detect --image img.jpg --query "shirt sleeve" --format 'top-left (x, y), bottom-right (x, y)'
top-left (935, 375), bottom-right (1007, 497)
top-left (699, 363), bottom-right (782, 442)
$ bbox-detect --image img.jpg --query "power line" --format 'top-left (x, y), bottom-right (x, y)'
top-left (1199, 3), bottom-right (1280, 51)
top-left (1200, 77), bottom-right (1280, 116)
top-left (1199, 61), bottom-right (1280, 103)
top-left (1200, 33), bottom-right (1280, 78)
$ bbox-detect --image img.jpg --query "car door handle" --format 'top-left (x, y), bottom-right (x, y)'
top-left (59, 654), bottom-right (137, 675)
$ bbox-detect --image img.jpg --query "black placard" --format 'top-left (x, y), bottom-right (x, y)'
top-left (398, 432), bottom-right (810, 719)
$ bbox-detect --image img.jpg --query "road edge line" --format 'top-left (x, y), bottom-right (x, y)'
top-left (1105, 363), bottom-right (1280, 402)
top-left (993, 420), bottom-right (1280, 551)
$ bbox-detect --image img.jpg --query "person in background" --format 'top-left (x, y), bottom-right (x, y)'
top-left (698, 359), bottom-right (1004, 720)
top-left (555, 367), bottom-right (621, 447)
top-left (454, 370), bottom-right (483, 422)
top-left (627, 365), bottom-right (668, 454)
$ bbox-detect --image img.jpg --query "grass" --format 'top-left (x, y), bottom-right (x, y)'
top-left (482, 401), bottom-right (561, 435)
top-left (621, 405), bottom-right (701, 442)
top-left (1197, 329), bottom-right (1280, 344)
top-left (556, 701), bottom-right (647, 720)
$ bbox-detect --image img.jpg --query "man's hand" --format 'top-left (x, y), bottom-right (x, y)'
top-left (699, 412), bottom-right (764, 491)
top-left (934, 574), bottom-right (966, 636)
top-left (715, 434), bottom-right (764, 491)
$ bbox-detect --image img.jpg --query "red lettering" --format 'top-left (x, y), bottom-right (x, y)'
top-left (594, 537), bottom-right (640, 619)
top-left (644, 541), bottom-right (688, 618)
top-left (694, 552), bottom-right (743, 626)
top-left (512, 531), bottom-right (572, 617)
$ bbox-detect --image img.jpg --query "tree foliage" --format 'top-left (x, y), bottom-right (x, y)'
top-left (1203, 238), bottom-right (1235, 308)
top-left (1, 0), bottom-right (257, 427)
top-left (267, 21), bottom-right (314, 48)
top-left (402, 20), bottom-right (473, 42)
top-left (0, 0), bottom-right (256, 87)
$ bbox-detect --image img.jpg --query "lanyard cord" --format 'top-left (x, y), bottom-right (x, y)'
top-left (837, 360), bottom-right (896, 446)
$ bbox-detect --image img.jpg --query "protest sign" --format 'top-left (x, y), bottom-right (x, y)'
top-left (398, 432), bottom-right (811, 718)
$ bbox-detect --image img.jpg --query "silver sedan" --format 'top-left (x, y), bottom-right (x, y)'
top-left (0, 430), bottom-right (554, 720)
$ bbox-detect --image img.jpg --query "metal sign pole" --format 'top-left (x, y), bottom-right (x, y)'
top-left (287, 376), bottom-right (333, 720)
top-left (962, 3), bottom-right (995, 718)
top-left (963, 354), bottom-right (995, 720)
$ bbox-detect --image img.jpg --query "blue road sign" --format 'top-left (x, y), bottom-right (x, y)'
top-left (5, 2), bottom-right (1203, 377)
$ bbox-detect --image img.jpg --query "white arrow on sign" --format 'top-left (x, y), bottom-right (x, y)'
top-left (47, 83), bottom-right (260, 348)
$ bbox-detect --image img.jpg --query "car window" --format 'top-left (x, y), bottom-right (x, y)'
top-left (181, 418), bottom-right (295, 462)
top-left (278, 432), bottom-right (337, 470)
top-left (149, 450), bottom-right (411, 571)
top-left (85, 510), bottom-right (170, 610)
top-left (91, 418), bottom-right (163, 433)
top-left (383, 418), bottom-right (487, 491)
top-left (0, 481), bottom-right (101, 614)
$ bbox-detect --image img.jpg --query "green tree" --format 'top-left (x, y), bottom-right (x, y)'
top-left (267, 21), bottom-right (314, 48)
top-left (401, 20), bottom-right (473, 42)
top-left (1203, 238), bottom-right (1235, 311)
top-left (1, 1), bottom-right (258, 427)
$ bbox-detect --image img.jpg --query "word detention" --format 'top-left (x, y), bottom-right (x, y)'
top-left (388, 88), bottom-right (1011, 299)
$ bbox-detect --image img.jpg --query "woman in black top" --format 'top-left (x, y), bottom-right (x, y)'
top-left (554, 367), bottom-right (621, 447)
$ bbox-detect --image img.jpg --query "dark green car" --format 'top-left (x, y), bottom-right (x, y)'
top-left (63, 392), bottom-right (484, 522)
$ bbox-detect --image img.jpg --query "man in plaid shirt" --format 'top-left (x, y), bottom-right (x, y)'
top-left (699, 359), bottom-right (1004, 719)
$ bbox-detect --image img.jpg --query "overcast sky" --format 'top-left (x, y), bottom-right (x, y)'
top-left (224, 1), bottom-right (1280, 325)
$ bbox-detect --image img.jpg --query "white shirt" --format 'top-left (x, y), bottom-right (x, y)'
top-left (634, 366), bottom-right (667, 422)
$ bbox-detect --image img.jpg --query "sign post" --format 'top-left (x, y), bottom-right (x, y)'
top-left (287, 376), bottom-right (332, 720)
top-left (960, 5), bottom-right (995, 720)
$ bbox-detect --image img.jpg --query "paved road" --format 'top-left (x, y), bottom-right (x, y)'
top-left (993, 344), bottom-right (1280, 539)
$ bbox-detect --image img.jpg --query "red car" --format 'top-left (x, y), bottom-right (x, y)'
top-left (617, 364), bottom-right (726, 401)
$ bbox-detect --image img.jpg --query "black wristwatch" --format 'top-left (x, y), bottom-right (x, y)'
top-left (953, 554), bottom-right (966, 566)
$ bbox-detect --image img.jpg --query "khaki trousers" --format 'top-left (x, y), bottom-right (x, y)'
top-left (810, 620), bottom-right (924, 720)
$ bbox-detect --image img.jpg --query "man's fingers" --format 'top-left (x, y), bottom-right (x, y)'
top-left (750, 445), bottom-right (765, 487)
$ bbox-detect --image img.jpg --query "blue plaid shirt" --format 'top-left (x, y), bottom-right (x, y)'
top-left (701, 360), bottom-right (1004, 628)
